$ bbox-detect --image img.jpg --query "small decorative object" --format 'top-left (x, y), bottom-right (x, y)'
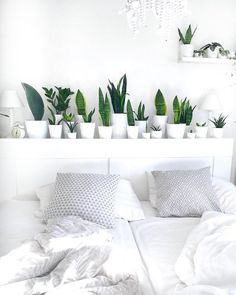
top-left (153, 89), bottom-right (167, 137)
top-left (22, 83), bottom-right (48, 138)
top-left (127, 100), bottom-right (139, 139)
top-left (48, 107), bottom-right (62, 139)
top-left (108, 74), bottom-right (128, 138)
top-left (195, 122), bottom-right (208, 138)
top-left (142, 132), bottom-right (151, 139)
top-left (98, 88), bottom-right (112, 139)
top-left (209, 113), bottom-right (227, 138)
top-left (80, 108), bottom-right (96, 139)
top-left (62, 113), bottom-right (78, 139)
top-left (151, 125), bottom-right (162, 139)
top-left (200, 42), bottom-right (223, 58)
top-left (187, 129), bottom-right (196, 139)
top-left (11, 121), bottom-right (25, 138)
top-left (178, 25), bottom-right (197, 58)
top-left (218, 47), bottom-right (230, 59)
top-left (135, 101), bottom-right (149, 138)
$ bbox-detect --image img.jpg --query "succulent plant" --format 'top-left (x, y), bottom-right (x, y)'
top-left (155, 89), bottom-right (167, 116)
top-left (209, 114), bottom-right (228, 128)
top-left (99, 88), bottom-right (111, 127)
top-left (127, 100), bottom-right (135, 126)
top-left (151, 125), bottom-right (161, 131)
top-left (107, 74), bottom-right (127, 113)
top-left (178, 25), bottom-right (197, 45)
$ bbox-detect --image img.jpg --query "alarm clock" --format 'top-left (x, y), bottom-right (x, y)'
top-left (11, 122), bottom-right (26, 138)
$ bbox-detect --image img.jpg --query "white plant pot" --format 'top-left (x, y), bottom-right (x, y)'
top-left (135, 120), bottom-right (147, 138)
top-left (142, 132), bottom-right (151, 139)
top-left (212, 128), bottom-right (224, 138)
top-left (151, 130), bottom-right (163, 139)
top-left (196, 126), bottom-right (208, 138)
top-left (187, 132), bottom-right (196, 139)
top-left (167, 124), bottom-right (186, 139)
top-left (180, 44), bottom-right (194, 58)
top-left (63, 121), bottom-right (75, 138)
top-left (49, 125), bottom-right (62, 139)
top-left (25, 120), bottom-right (48, 138)
top-left (80, 122), bottom-right (95, 139)
top-left (112, 114), bottom-right (127, 138)
top-left (153, 115), bottom-right (167, 138)
top-left (67, 132), bottom-right (77, 139)
top-left (127, 126), bottom-right (139, 139)
top-left (98, 126), bottom-right (113, 139)
top-left (206, 48), bottom-right (218, 58)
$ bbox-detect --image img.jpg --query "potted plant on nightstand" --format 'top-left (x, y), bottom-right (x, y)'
top-left (22, 83), bottom-right (48, 138)
top-left (196, 122), bottom-right (208, 138)
top-left (127, 100), bottom-right (139, 139)
top-left (108, 74), bottom-right (128, 138)
top-left (209, 113), bottom-right (227, 138)
top-left (178, 25), bottom-right (197, 58)
top-left (134, 101), bottom-right (149, 138)
top-left (153, 89), bottom-right (167, 137)
top-left (200, 42), bottom-right (223, 58)
top-left (80, 108), bottom-right (96, 139)
top-left (48, 107), bottom-right (62, 139)
top-left (98, 88), bottom-right (112, 139)
top-left (151, 125), bottom-right (162, 139)
top-left (62, 113), bottom-right (78, 139)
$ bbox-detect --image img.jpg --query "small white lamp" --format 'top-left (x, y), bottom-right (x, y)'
top-left (199, 93), bottom-right (221, 120)
top-left (0, 90), bottom-right (23, 132)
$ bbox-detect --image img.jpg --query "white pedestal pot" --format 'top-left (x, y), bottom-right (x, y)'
top-left (180, 44), bottom-right (194, 58)
top-left (80, 122), bottom-right (95, 139)
top-left (25, 120), bottom-right (48, 138)
top-left (127, 126), bottom-right (139, 139)
top-left (167, 124), bottom-right (186, 139)
top-left (67, 132), bottom-right (77, 139)
top-left (135, 121), bottom-right (147, 138)
top-left (151, 130), bottom-right (162, 139)
top-left (98, 126), bottom-right (113, 139)
top-left (196, 126), bottom-right (208, 138)
top-left (75, 115), bottom-right (83, 138)
top-left (49, 125), bottom-right (62, 139)
top-left (152, 115), bottom-right (168, 138)
top-left (212, 128), bottom-right (224, 138)
top-left (112, 114), bottom-right (127, 138)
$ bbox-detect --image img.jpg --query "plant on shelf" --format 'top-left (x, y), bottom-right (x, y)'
top-left (80, 108), bottom-right (96, 139)
top-left (126, 100), bottom-right (139, 139)
top-left (195, 122), bottom-right (208, 138)
top-left (155, 89), bottom-right (167, 116)
top-left (150, 125), bottom-right (162, 139)
top-left (134, 101), bottom-right (149, 122)
top-left (62, 113), bottom-right (78, 139)
top-left (196, 122), bottom-right (207, 127)
top-left (82, 108), bottom-right (95, 123)
top-left (48, 107), bottom-right (63, 139)
top-left (107, 74), bottom-right (127, 114)
top-left (200, 42), bottom-right (223, 58)
top-left (180, 98), bottom-right (196, 126)
top-left (219, 47), bottom-right (230, 59)
top-left (75, 89), bottom-right (86, 116)
top-left (187, 129), bottom-right (196, 139)
top-left (209, 113), bottom-right (227, 138)
top-left (178, 25), bottom-right (197, 58)
top-left (98, 88), bottom-right (112, 139)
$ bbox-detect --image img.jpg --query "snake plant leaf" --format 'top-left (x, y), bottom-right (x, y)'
top-left (76, 89), bottom-right (86, 116)
top-left (48, 106), bottom-right (56, 125)
top-left (173, 96), bottom-right (181, 124)
top-left (108, 74), bottom-right (127, 113)
top-left (104, 94), bottom-right (111, 126)
top-left (155, 89), bottom-right (167, 116)
top-left (22, 83), bottom-right (44, 120)
top-left (99, 88), bottom-right (105, 125)
top-left (127, 99), bottom-right (135, 126)
top-left (178, 28), bottom-right (185, 44)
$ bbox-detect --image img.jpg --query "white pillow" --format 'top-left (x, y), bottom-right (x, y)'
top-left (36, 179), bottom-right (144, 221)
top-left (146, 172), bottom-right (157, 208)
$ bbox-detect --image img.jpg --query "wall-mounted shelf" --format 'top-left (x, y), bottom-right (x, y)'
top-left (180, 57), bottom-right (235, 65)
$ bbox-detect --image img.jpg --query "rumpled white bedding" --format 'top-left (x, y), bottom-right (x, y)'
top-left (175, 211), bottom-right (236, 294)
top-left (0, 216), bottom-right (140, 295)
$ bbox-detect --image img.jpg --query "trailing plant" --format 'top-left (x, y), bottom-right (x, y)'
top-left (43, 87), bottom-right (73, 114)
top-left (200, 42), bottom-right (223, 52)
top-left (99, 88), bottom-right (111, 126)
top-left (151, 125), bottom-right (161, 131)
top-left (173, 96), bottom-right (196, 125)
top-left (219, 47), bottom-right (230, 57)
top-left (48, 107), bottom-right (61, 125)
top-left (134, 101), bottom-right (149, 121)
top-left (75, 89), bottom-right (86, 116)
top-left (83, 108), bottom-right (95, 123)
top-left (22, 83), bottom-right (44, 120)
top-left (127, 100), bottom-right (135, 126)
top-left (209, 113), bottom-right (227, 128)
top-left (107, 74), bottom-right (127, 113)
top-left (63, 113), bottom-right (78, 133)
top-left (196, 122), bottom-right (207, 127)
top-left (178, 25), bottom-right (197, 45)
top-left (155, 89), bottom-right (167, 116)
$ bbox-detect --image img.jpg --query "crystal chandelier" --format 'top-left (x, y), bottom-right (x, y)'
top-left (124, 0), bottom-right (188, 36)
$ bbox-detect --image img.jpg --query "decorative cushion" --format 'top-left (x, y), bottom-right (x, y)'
top-left (43, 173), bottom-right (120, 228)
top-left (151, 167), bottom-right (220, 217)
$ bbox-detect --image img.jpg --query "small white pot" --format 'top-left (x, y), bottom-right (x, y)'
top-left (135, 120), bottom-right (147, 138)
top-left (67, 132), bottom-right (77, 139)
top-left (153, 115), bottom-right (167, 138)
top-left (180, 44), bottom-right (194, 58)
top-left (212, 128), bottom-right (224, 138)
top-left (63, 121), bottom-right (74, 138)
top-left (80, 122), bottom-right (95, 139)
top-left (187, 132), bottom-right (196, 139)
top-left (49, 125), bottom-right (62, 139)
top-left (112, 113), bottom-right (127, 139)
top-left (98, 126), bottom-right (113, 139)
top-left (25, 120), bottom-right (48, 138)
top-left (151, 130), bottom-right (162, 139)
top-left (127, 126), bottom-right (139, 139)
top-left (196, 126), bottom-right (208, 138)
top-left (167, 124), bottom-right (186, 139)
top-left (142, 132), bottom-right (151, 139)
top-left (206, 48), bottom-right (218, 58)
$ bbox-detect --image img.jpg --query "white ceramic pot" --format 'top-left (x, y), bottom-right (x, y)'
top-left (142, 132), bottom-right (151, 139)
top-left (212, 128), bottom-right (224, 138)
top-left (98, 126), bottom-right (113, 139)
top-left (80, 122), bottom-right (95, 139)
top-left (49, 125), bottom-right (62, 139)
top-left (180, 44), bottom-right (194, 58)
top-left (153, 115), bottom-right (167, 138)
top-left (151, 130), bottom-right (163, 139)
top-left (127, 126), bottom-right (139, 139)
top-left (62, 121), bottom-right (74, 138)
top-left (206, 48), bottom-right (218, 58)
top-left (135, 120), bottom-right (147, 138)
top-left (167, 124), bottom-right (186, 139)
top-left (67, 132), bottom-right (77, 139)
top-left (187, 132), bottom-right (196, 139)
top-left (25, 120), bottom-right (48, 138)
top-left (112, 113), bottom-right (127, 138)
top-left (196, 126), bottom-right (208, 138)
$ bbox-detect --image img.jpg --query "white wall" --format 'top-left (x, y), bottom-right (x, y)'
top-left (0, 0), bottom-right (236, 173)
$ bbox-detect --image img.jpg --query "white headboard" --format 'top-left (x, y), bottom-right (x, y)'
top-left (0, 138), bottom-right (234, 201)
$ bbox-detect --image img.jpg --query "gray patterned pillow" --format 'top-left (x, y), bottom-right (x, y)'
top-left (43, 173), bottom-right (120, 228)
top-left (151, 167), bottom-right (220, 217)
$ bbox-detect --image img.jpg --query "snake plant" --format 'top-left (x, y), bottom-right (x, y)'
top-left (155, 89), bottom-right (167, 116)
top-left (178, 25), bottom-right (197, 44)
top-left (173, 96), bottom-right (196, 125)
top-left (209, 114), bottom-right (227, 128)
top-left (99, 88), bottom-right (111, 126)
top-left (134, 102), bottom-right (149, 121)
top-left (83, 108), bottom-right (95, 123)
top-left (107, 74), bottom-right (127, 113)
top-left (75, 89), bottom-right (86, 116)
top-left (127, 100), bottom-right (135, 126)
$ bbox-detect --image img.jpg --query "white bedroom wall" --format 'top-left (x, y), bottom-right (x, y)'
top-left (0, 0), bottom-right (236, 174)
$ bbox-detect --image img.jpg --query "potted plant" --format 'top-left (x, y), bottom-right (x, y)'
top-left (151, 125), bottom-right (162, 139)
top-left (196, 122), bottom-right (208, 138)
top-left (134, 101), bottom-right (149, 138)
top-left (187, 129), bottom-right (196, 139)
top-left (75, 89), bottom-right (86, 123)
top-left (126, 100), bottom-right (139, 139)
top-left (142, 124), bottom-right (151, 139)
top-left (98, 88), bottom-right (112, 139)
top-left (200, 42), bottom-right (223, 58)
top-left (209, 113), bottom-right (227, 138)
top-left (80, 108), bottom-right (96, 139)
top-left (218, 47), bottom-right (230, 59)
top-left (167, 96), bottom-right (196, 138)
top-left (22, 83), bottom-right (48, 138)
top-left (108, 74), bottom-right (127, 138)
top-left (178, 25), bottom-right (197, 58)
top-left (62, 113), bottom-right (78, 139)
top-left (153, 89), bottom-right (167, 137)
top-left (48, 107), bottom-right (62, 139)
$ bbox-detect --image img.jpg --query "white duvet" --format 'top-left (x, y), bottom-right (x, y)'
top-left (175, 211), bottom-right (236, 295)
top-left (0, 216), bottom-right (140, 295)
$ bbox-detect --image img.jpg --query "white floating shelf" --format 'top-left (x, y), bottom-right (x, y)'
top-left (180, 57), bottom-right (235, 65)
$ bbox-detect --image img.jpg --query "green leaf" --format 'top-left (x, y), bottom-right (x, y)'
top-left (155, 89), bottom-right (167, 115)
top-left (75, 89), bottom-right (86, 116)
top-left (178, 28), bottom-right (186, 44)
top-left (127, 99), bottom-right (135, 126)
